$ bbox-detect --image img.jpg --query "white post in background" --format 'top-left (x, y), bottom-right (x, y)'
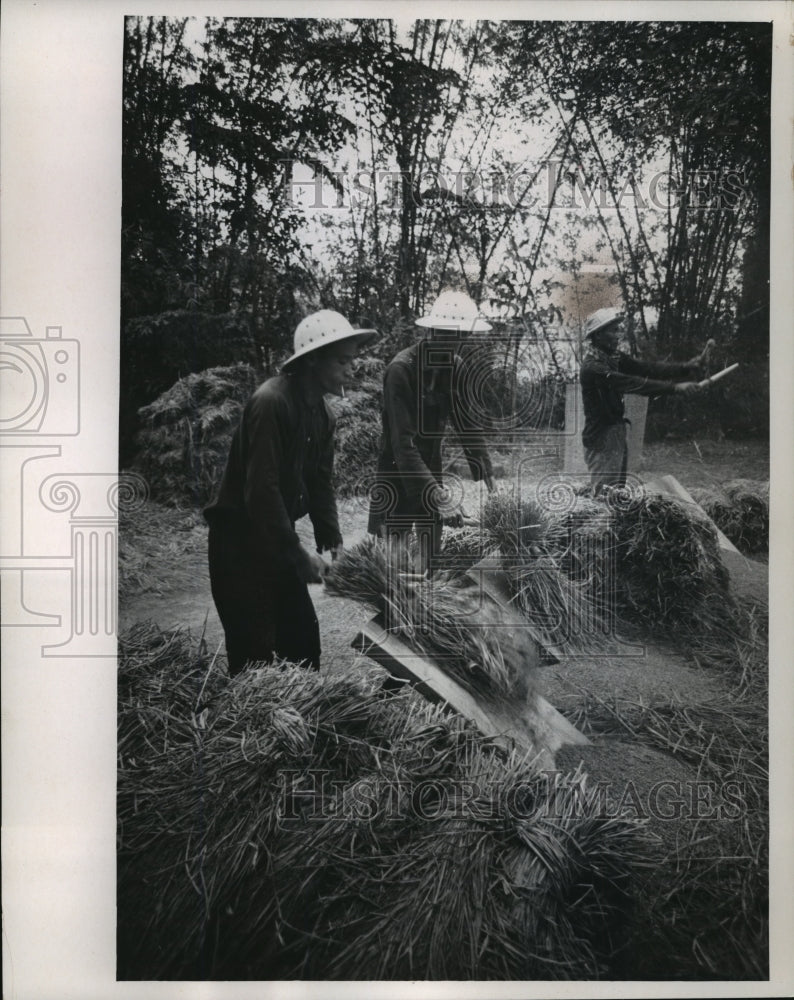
top-left (563, 383), bottom-right (648, 475)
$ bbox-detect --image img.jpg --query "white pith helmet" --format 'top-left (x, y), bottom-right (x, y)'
top-left (415, 290), bottom-right (492, 333)
top-left (282, 310), bottom-right (378, 371)
top-left (584, 307), bottom-right (623, 339)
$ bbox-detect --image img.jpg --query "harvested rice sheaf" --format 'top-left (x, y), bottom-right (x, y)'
top-left (439, 525), bottom-right (496, 565)
top-left (481, 490), bottom-right (611, 653)
top-left (482, 489), bottom-right (550, 557)
top-left (117, 622), bottom-right (227, 763)
top-left (722, 479), bottom-right (769, 554)
top-left (531, 489), bottom-right (741, 645)
top-left (133, 364), bottom-right (259, 507)
top-left (326, 536), bottom-right (520, 698)
top-left (691, 479), bottom-right (768, 555)
top-left (117, 631), bottom-right (649, 980)
top-left (607, 493), bottom-right (734, 638)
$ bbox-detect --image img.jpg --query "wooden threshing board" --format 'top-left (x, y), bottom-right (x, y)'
top-left (353, 615), bottom-right (589, 766)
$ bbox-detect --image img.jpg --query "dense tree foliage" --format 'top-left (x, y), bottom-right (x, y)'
top-left (121, 16), bottom-right (770, 458)
top-left (506, 20), bottom-right (770, 356)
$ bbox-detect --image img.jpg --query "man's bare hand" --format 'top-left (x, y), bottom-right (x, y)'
top-left (299, 550), bottom-right (330, 584)
top-left (429, 483), bottom-right (453, 515)
top-left (675, 381), bottom-right (701, 395)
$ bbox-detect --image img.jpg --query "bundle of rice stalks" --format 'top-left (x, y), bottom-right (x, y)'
top-left (324, 534), bottom-right (394, 612)
top-left (607, 494), bottom-right (734, 640)
top-left (690, 479), bottom-right (769, 556)
top-left (509, 555), bottom-right (613, 654)
top-left (325, 537), bottom-right (520, 698)
top-left (689, 483), bottom-right (736, 534)
top-left (117, 623), bottom-right (226, 763)
top-left (439, 525), bottom-right (496, 565)
top-left (722, 479), bottom-right (769, 554)
top-left (118, 638), bottom-right (649, 980)
top-left (385, 576), bottom-right (519, 697)
top-left (481, 490), bottom-right (611, 653)
top-left (544, 495), bottom-right (610, 550)
top-left (482, 489), bottom-right (550, 557)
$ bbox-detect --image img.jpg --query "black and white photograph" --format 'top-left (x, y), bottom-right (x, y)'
top-left (115, 9), bottom-right (775, 983)
top-left (2, 2), bottom-right (794, 997)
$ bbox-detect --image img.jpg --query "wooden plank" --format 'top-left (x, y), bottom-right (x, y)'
top-left (354, 616), bottom-right (589, 768)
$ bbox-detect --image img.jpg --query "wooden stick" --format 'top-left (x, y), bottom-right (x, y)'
top-left (700, 362), bottom-right (739, 388)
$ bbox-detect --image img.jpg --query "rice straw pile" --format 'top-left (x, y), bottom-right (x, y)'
top-left (349, 488), bottom-right (742, 655)
top-left (483, 488), bottom-right (742, 648)
top-left (562, 603), bottom-right (768, 980)
top-left (692, 479), bottom-right (768, 555)
top-left (723, 480), bottom-right (769, 552)
top-left (439, 525), bottom-right (496, 566)
top-left (481, 490), bottom-right (611, 652)
top-left (118, 502), bottom-right (207, 599)
top-left (133, 364), bottom-right (259, 507)
top-left (117, 624), bottom-right (649, 980)
top-left (689, 485), bottom-right (735, 537)
top-left (607, 493), bottom-right (734, 639)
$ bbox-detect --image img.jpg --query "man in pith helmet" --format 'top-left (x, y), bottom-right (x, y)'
top-left (367, 289), bottom-right (495, 571)
top-left (580, 307), bottom-right (710, 495)
top-left (205, 309), bottom-right (378, 676)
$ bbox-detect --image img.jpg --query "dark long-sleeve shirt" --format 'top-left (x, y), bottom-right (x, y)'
top-left (204, 374), bottom-right (342, 574)
top-left (580, 346), bottom-right (700, 449)
top-left (367, 342), bottom-right (492, 533)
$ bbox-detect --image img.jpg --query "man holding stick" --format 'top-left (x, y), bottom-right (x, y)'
top-left (580, 307), bottom-right (714, 495)
top-left (205, 310), bottom-right (377, 676)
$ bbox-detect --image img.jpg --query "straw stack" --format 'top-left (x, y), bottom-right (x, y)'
top-left (691, 479), bottom-right (768, 555)
top-left (117, 625), bottom-right (648, 980)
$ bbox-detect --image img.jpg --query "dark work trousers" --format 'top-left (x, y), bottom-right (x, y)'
top-left (207, 516), bottom-right (320, 677)
top-left (584, 422), bottom-right (629, 496)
